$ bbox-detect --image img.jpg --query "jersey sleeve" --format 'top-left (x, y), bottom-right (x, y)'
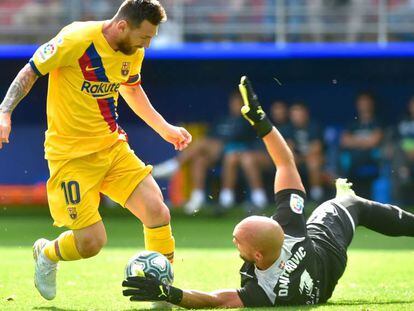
top-left (122, 49), bottom-right (144, 86)
top-left (237, 281), bottom-right (272, 307)
top-left (272, 189), bottom-right (307, 237)
top-left (29, 26), bottom-right (79, 76)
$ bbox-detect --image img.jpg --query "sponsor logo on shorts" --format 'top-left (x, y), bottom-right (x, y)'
top-left (290, 193), bottom-right (304, 214)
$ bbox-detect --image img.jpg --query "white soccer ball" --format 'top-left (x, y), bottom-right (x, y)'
top-left (125, 251), bottom-right (174, 285)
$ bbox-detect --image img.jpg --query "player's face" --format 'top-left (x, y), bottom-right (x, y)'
top-left (233, 236), bottom-right (255, 264)
top-left (356, 95), bottom-right (374, 116)
top-left (271, 101), bottom-right (288, 124)
top-left (290, 105), bottom-right (308, 127)
top-left (118, 20), bottom-right (158, 55)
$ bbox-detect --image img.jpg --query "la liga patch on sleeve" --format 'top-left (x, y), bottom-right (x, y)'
top-left (290, 193), bottom-right (304, 214)
top-left (38, 39), bottom-right (59, 63)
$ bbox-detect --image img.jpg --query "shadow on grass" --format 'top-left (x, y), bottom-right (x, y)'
top-left (32, 307), bottom-right (80, 311)
top-left (327, 299), bottom-right (414, 306)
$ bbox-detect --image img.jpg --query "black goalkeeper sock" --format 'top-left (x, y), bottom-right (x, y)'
top-left (347, 197), bottom-right (414, 237)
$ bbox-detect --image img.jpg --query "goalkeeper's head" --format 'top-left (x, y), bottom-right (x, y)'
top-left (232, 216), bottom-right (284, 270)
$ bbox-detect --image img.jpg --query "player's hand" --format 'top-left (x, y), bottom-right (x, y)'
top-left (160, 124), bottom-right (192, 151)
top-left (0, 112), bottom-right (11, 149)
top-left (238, 76), bottom-right (273, 137)
top-left (122, 274), bottom-right (182, 303)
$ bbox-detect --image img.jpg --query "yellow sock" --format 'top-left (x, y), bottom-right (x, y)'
top-left (43, 231), bottom-right (83, 262)
top-left (143, 224), bottom-right (175, 263)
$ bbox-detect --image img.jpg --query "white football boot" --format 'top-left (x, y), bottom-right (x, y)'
top-left (335, 178), bottom-right (356, 199)
top-left (33, 238), bottom-right (58, 300)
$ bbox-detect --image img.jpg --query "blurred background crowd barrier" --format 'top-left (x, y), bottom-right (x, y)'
top-left (1, 0), bottom-right (414, 209)
top-left (2, 0), bottom-right (414, 44)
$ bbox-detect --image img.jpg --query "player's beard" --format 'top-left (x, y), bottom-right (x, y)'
top-left (117, 38), bottom-right (138, 55)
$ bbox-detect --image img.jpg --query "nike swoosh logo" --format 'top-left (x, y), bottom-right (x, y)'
top-left (85, 66), bottom-right (100, 72)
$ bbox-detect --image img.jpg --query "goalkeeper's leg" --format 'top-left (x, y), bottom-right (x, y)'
top-left (335, 179), bottom-right (414, 237)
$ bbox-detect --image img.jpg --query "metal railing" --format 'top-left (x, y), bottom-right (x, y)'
top-left (1, 0), bottom-right (414, 44)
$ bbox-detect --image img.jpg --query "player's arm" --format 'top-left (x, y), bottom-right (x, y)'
top-left (119, 84), bottom-right (192, 151)
top-left (0, 63), bottom-right (39, 149)
top-left (238, 76), bottom-right (305, 193)
top-left (178, 289), bottom-right (243, 309)
top-left (122, 275), bottom-right (244, 308)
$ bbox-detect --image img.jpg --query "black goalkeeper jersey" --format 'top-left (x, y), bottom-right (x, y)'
top-left (237, 189), bottom-right (351, 307)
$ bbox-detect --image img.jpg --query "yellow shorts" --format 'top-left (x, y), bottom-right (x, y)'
top-left (47, 141), bottom-right (152, 230)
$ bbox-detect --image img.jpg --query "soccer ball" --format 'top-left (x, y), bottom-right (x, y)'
top-left (125, 251), bottom-right (174, 285)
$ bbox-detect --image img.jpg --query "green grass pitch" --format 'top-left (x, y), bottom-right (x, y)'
top-left (0, 207), bottom-right (413, 310)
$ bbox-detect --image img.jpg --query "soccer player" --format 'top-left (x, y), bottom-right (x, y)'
top-left (0, 0), bottom-right (191, 301)
top-left (122, 76), bottom-right (414, 308)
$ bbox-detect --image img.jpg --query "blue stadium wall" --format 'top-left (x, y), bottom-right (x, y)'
top-left (1, 43), bottom-right (414, 184)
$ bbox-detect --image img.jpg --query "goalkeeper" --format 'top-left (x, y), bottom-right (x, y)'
top-left (122, 76), bottom-right (414, 308)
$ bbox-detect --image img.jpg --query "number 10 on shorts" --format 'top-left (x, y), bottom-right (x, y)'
top-left (61, 181), bottom-right (81, 205)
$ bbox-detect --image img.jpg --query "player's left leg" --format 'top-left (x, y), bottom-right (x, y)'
top-left (219, 152), bottom-right (239, 208)
top-left (125, 175), bottom-right (175, 262)
top-left (335, 179), bottom-right (414, 237)
top-left (101, 141), bottom-right (174, 262)
top-left (239, 151), bottom-right (267, 209)
top-left (306, 146), bottom-right (325, 202)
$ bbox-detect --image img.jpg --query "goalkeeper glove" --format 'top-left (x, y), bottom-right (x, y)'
top-left (238, 76), bottom-right (273, 137)
top-left (122, 274), bottom-right (183, 304)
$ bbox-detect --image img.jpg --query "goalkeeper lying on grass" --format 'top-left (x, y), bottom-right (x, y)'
top-left (122, 76), bottom-right (414, 308)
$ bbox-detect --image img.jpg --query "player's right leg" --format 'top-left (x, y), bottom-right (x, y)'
top-left (239, 151), bottom-right (268, 209)
top-left (185, 138), bottom-right (223, 213)
top-left (219, 152), bottom-right (239, 208)
top-left (35, 154), bottom-right (107, 300)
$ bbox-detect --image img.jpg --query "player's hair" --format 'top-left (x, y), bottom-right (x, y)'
top-left (115, 0), bottom-right (167, 28)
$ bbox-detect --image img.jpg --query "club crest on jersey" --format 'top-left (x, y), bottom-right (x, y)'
top-left (121, 62), bottom-right (131, 76)
top-left (290, 193), bottom-right (304, 214)
top-left (68, 207), bottom-right (77, 220)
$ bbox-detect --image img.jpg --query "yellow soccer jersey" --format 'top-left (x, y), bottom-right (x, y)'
top-left (29, 21), bottom-right (144, 160)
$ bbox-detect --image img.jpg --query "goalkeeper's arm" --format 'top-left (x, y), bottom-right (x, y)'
top-left (122, 275), bottom-right (244, 308)
top-left (238, 76), bottom-right (305, 194)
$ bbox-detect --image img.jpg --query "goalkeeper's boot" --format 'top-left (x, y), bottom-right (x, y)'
top-left (33, 238), bottom-right (58, 300)
top-left (335, 178), bottom-right (356, 199)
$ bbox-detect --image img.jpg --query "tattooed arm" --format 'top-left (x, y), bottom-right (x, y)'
top-left (0, 64), bottom-right (39, 149)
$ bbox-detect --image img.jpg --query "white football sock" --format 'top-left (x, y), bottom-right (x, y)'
top-left (251, 188), bottom-right (268, 209)
top-left (219, 188), bottom-right (235, 209)
top-left (184, 189), bottom-right (205, 214)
